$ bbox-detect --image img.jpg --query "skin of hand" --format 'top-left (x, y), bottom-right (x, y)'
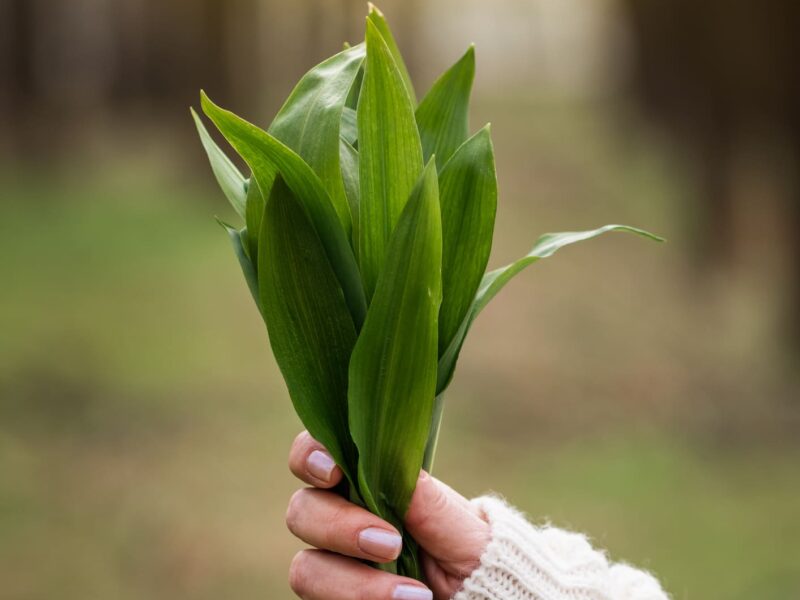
top-left (285, 431), bottom-right (491, 600)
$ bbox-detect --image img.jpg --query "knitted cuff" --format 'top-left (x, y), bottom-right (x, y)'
top-left (453, 496), bottom-right (612, 600)
top-left (607, 564), bottom-right (669, 599)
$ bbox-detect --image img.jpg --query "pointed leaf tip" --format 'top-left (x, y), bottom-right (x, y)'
top-left (358, 14), bottom-right (423, 299)
top-left (436, 223), bottom-right (662, 393)
top-left (192, 102), bottom-right (247, 219)
top-left (416, 44), bottom-right (476, 169)
top-left (200, 90), bottom-right (367, 328)
top-left (436, 127), bottom-right (497, 357)
top-left (267, 42), bottom-right (365, 238)
top-left (365, 4), bottom-right (416, 104)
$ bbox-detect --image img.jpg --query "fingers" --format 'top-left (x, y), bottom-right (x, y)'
top-left (286, 487), bottom-right (402, 563)
top-left (286, 432), bottom-right (488, 597)
top-left (289, 431), bottom-right (343, 488)
top-left (289, 550), bottom-right (432, 600)
top-left (404, 472), bottom-right (490, 577)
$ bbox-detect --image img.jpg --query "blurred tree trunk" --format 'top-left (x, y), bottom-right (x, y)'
top-left (622, 0), bottom-right (800, 353)
top-left (1, 0), bottom-right (41, 157)
top-left (789, 131), bottom-right (800, 349)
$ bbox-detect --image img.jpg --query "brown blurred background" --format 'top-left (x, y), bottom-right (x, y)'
top-left (1, 1), bottom-right (798, 598)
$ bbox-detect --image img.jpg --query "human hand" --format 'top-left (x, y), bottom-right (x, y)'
top-left (285, 431), bottom-right (490, 599)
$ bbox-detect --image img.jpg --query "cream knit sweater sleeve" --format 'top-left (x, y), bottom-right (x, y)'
top-left (454, 496), bottom-right (669, 600)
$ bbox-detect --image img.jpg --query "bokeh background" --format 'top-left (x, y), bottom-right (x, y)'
top-left (2, 1), bottom-right (799, 598)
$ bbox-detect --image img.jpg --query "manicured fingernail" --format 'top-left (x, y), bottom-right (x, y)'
top-left (306, 450), bottom-right (336, 482)
top-left (358, 527), bottom-right (402, 560)
top-left (392, 584), bottom-right (432, 600)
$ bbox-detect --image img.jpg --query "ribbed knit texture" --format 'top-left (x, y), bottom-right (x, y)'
top-left (453, 496), bottom-right (669, 600)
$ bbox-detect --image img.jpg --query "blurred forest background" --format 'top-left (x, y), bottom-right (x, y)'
top-left (1, 1), bottom-right (799, 598)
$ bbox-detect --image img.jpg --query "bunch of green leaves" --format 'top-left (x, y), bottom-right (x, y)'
top-left (192, 4), bottom-right (662, 579)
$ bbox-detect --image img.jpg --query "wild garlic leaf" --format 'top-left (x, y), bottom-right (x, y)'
top-left (217, 219), bottom-right (259, 307)
top-left (269, 43), bottom-right (366, 237)
top-left (367, 3), bottom-right (415, 104)
top-left (340, 137), bottom-right (360, 252)
top-left (192, 108), bottom-right (247, 219)
top-left (345, 64), bottom-right (364, 111)
top-left (244, 178), bottom-right (266, 266)
top-left (201, 92), bottom-right (367, 328)
top-left (437, 125), bottom-right (497, 356)
top-left (358, 19), bottom-right (423, 300)
top-left (415, 46), bottom-right (475, 170)
top-left (437, 225), bottom-right (665, 392)
top-left (341, 107), bottom-right (358, 146)
top-left (259, 175), bottom-right (361, 493)
top-left (349, 160), bottom-right (442, 540)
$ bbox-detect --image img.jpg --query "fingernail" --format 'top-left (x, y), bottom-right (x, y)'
top-left (306, 450), bottom-right (336, 482)
top-left (392, 584), bottom-right (432, 600)
top-left (358, 527), bottom-right (402, 560)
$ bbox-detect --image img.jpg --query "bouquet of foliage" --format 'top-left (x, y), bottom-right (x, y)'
top-left (192, 4), bottom-right (660, 580)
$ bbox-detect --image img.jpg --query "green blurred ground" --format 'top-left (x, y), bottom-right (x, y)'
top-left (1, 101), bottom-right (798, 599)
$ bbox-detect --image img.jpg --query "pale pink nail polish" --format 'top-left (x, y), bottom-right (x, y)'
top-left (358, 527), bottom-right (402, 560)
top-left (306, 450), bottom-right (335, 482)
top-left (392, 584), bottom-right (433, 600)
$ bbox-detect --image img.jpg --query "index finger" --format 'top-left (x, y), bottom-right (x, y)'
top-left (289, 431), bottom-right (344, 488)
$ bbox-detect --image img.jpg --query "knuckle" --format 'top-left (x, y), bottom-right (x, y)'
top-left (288, 550), bottom-right (310, 596)
top-left (430, 484), bottom-right (450, 514)
top-left (407, 482), bottom-right (448, 532)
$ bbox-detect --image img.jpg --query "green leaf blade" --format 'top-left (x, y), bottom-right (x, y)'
top-left (340, 137), bottom-right (360, 254)
top-left (415, 46), bottom-right (475, 170)
top-left (244, 178), bottom-right (267, 266)
top-left (357, 19), bottom-right (424, 299)
top-left (437, 225), bottom-right (664, 393)
top-left (345, 62), bottom-right (364, 111)
top-left (191, 107), bottom-right (247, 219)
top-left (349, 160), bottom-right (442, 530)
top-left (217, 219), bottom-right (259, 307)
top-left (367, 3), bottom-right (416, 104)
top-left (268, 43), bottom-right (366, 237)
top-left (437, 125), bottom-right (497, 356)
top-left (259, 175), bottom-right (361, 490)
top-left (475, 226), bottom-right (664, 316)
top-left (201, 92), bottom-right (367, 328)
top-left (341, 106), bottom-right (358, 146)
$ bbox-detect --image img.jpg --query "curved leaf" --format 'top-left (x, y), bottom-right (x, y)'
top-left (349, 160), bottom-right (441, 538)
top-left (415, 46), bottom-right (475, 170)
top-left (201, 92), bottom-right (367, 328)
top-left (192, 108), bottom-right (247, 219)
top-left (259, 175), bottom-right (361, 491)
top-left (437, 125), bottom-right (497, 355)
top-left (269, 43), bottom-right (366, 236)
top-left (358, 19), bottom-right (423, 299)
top-left (437, 225), bottom-right (664, 392)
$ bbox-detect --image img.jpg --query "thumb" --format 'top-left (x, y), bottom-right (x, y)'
top-left (404, 471), bottom-right (490, 568)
